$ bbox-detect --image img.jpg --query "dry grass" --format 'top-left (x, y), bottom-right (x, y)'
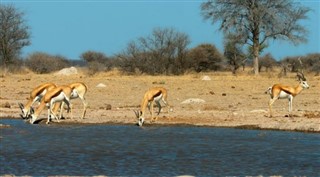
top-left (0, 68), bottom-right (319, 132)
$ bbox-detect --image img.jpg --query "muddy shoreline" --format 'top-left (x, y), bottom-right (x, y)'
top-left (1, 113), bottom-right (319, 133)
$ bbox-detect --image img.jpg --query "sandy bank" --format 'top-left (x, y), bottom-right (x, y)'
top-left (1, 71), bottom-right (319, 132)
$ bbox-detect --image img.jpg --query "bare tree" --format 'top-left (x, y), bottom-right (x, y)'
top-left (80, 50), bottom-right (110, 75)
top-left (117, 27), bottom-right (190, 75)
top-left (224, 33), bottom-right (246, 74)
top-left (259, 53), bottom-right (277, 72)
top-left (25, 52), bottom-right (70, 74)
top-left (201, 0), bottom-right (310, 75)
top-left (0, 4), bottom-right (30, 70)
top-left (302, 53), bottom-right (320, 75)
top-left (80, 51), bottom-right (108, 63)
top-left (281, 57), bottom-right (302, 73)
top-left (114, 41), bottom-right (151, 74)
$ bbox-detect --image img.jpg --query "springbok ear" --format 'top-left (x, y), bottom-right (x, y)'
top-left (18, 103), bottom-right (24, 110)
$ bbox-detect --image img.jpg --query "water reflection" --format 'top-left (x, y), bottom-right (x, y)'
top-left (1, 119), bottom-right (319, 176)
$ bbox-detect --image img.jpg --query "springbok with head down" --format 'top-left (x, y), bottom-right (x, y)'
top-left (266, 72), bottom-right (309, 117)
top-left (51, 82), bottom-right (88, 120)
top-left (29, 86), bottom-right (72, 124)
top-left (134, 87), bottom-right (170, 126)
top-left (18, 83), bottom-right (57, 119)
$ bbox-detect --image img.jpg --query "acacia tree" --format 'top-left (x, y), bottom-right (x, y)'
top-left (0, 4), bottom-right (30, 69)
top-left (201, 0), bottom-right (310, 75)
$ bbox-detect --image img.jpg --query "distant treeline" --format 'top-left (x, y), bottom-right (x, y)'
top-left (7, 50), bottom-right (319, 76)
top-left (1, 26), bottom-right (319, 75)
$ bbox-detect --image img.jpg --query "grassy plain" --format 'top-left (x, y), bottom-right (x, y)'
top-left (1, 68), bottom-right (319, 132)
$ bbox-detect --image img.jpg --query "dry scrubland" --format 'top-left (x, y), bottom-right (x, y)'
top-left (0, 68), bottom-right (319, 132)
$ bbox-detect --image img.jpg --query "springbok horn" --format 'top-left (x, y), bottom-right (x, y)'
top-left (297, 72), bottom-right (306, 81)
top-left (30, 107), bottom-right (35, 114)
top-left (20, 114), bottom-right (25, 119)
top-left (18, 103), bottom-right (24, 110)
top-left (133, 110), bottom-right (139, 117)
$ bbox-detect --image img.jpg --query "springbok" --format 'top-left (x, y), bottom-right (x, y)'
top-left (29, 86), bottom-right (72, 124)
top-left (267, 72), bottom-right (309, 117)
top-left (18, 83), bottom-right (57, 119)
top-left (51, 82), bottom-right (88, 120)
top-left (134, 87), bottom-right (169, 126)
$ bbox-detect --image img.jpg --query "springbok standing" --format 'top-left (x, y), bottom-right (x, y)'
top-left (29, 86), bottom-right (72, 124)
top-left (18, 83), bottom-right (57, 119)
top-left (267, 72), bottom-right (309, 117)
top-left (134, 87), bottom-right (169, 126)
top-left (51, 82), bottom-right (88, 120)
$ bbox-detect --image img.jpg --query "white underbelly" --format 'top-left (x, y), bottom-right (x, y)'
top-left (52, 92), bottom-right (67, 103)
top-left (278, 91), bottom-right (290, 99)
top-left (154, 94), bottom-right (163, 101)
top-left (38, 89), bottom-right (47, 98)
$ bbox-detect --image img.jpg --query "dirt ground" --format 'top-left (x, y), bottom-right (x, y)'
top-left (1, 69), bottom-right (319, 132)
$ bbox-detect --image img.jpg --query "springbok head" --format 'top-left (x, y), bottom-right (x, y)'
top-left (18, 103), bottom-right (30, 119)
top-left (297, 72), bottom-right (309, 89)
top-left (134, 110), bottom-right (144, 126)
top-left (28, 107), bottom-right (38, 124)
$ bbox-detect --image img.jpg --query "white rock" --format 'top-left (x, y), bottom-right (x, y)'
top-left (96, 83), bottom-right (106, 88)
top-left (201, 75), bottom-right (211, 81)
top-left (181, 98), bottom-right (206, 104)
top-left (54, 67), bottom-right (78, 76)
top-left (250, 109), bottom-right (268, 113)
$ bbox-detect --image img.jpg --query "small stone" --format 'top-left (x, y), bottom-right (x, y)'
top-left (105, 104), bottom-right (112, 110)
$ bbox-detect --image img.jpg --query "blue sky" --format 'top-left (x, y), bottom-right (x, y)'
top-left (3, 0), bottom-right (320, 60)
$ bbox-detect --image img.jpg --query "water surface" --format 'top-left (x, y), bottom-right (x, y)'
top-left (1, 119), bottom-right (319, 176)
